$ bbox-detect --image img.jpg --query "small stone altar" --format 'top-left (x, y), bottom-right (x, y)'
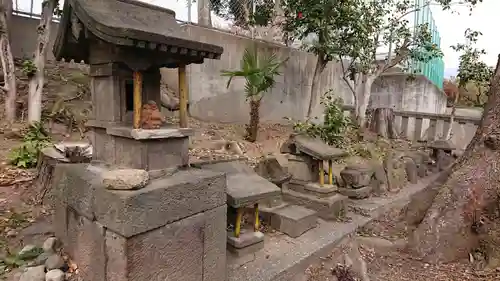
top-left (50, 1), bottom-right (226, 281)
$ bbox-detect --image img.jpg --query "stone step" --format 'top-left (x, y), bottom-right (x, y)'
top-left (265, 205), bottom-right (318, 238)
top-left (282, 184), bottom-right (347, 220)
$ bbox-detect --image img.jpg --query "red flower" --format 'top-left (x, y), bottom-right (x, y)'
top-left (297, 11), bottom-right (303, 19)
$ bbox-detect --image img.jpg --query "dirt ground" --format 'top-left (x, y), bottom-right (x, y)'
top-left (304, 206), bottom-right (500, 281)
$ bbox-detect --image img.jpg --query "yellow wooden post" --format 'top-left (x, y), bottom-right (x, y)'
top-left (318, 160), bottom-right (324, 186)
top-left (328, 160), bottom-right (333, 185)
top-left (178, 64), bottom-right (188, 128)
top-left (254, 203), bottom-right (260, 232)
top-left (133, 71), bottom-right (143, 129)
top-left (234, 208), bottom-right (243, 238)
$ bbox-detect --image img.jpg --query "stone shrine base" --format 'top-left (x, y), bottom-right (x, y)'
top-left (51, 163), bottom-right (227, 281)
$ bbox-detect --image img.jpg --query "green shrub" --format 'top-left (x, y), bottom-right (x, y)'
top-left (9, 122), bottom-right (52, 168)
top-left (292, 90), bottom-right (352, 146)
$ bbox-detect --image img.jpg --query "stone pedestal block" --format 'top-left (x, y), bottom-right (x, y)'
top-left (88, 124), bottom-right (193, 171)
top-left (52, 163), bottom-right (227, 281)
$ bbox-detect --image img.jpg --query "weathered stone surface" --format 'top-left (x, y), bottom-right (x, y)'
top-left (45, 269), bottom-right (65, 281)
top-left (225, 173), bottom-right (281, 208)
top-left (282, 184), bottom-right (347, 220)
top-left (285, 154), bottom-right (318, 182)
top-left (304, 182), bottom-right (338, 196)
top-left (55, 164), bottom-right (226, 237)
top-left (254, 157), bottom-right (291, 186)
top-left (102, 169), bottom-right (150, 190)
top-left (45, 254), bottom-right (65, 270)
top-left (126, 213), bottom-right (205, 281)
top-left (338, 186), bottom-right (372, 199)
top-left (292, 134), bottom-right (348, 160)
top-left (65, 211), bottom-right (106, 281)
top-left (340, 165), bottom-right (374, 188)
top-left (42, 237), bottom-right (60, 254)
top-left (202, 205), bottom-right (227, 281)
top-left (370, 161), bottom-right (388, 194)
top-left (269, 205), bottom-right (317, 238)
top-left (227, 240), bottom-right (264, 257)
top-left (436, 150), bottom-right (455, 171)
top-left (403, 158), bottom-right (418, 184)
top-left (227, 231), bottom-right (264, 249)
top-left (19, 265), bottom-right (45, 281)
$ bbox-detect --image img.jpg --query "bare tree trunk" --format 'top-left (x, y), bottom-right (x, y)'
top-left (354, 75), bottom-right (375, 128)
top-left (444, 91), bottom-right (459, 140)
top-left (0, 1), bottom-right (16, 123)
top-left (246, 97), bottom-right (261, 142)
top-left (306, 54), bottom-right (327, 118)
top-left (369, 108), bottom-right (398, 139)
top-left (28, 0), bottom-right (56, 124)
top-left (407, 54), bottom-right (500, 264)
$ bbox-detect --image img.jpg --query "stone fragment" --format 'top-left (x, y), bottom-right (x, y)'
top-left (43, 237), bottom-right (60, 254)
top-left (45, 269), bottom-right (65, 281)
top-left (102, 169), bottom-right (149, 190)
top-left (45, 254), bottom-right (65, 270)
top-left (340, 165), bottom-right (373, 188)
top-left (27, 252), bottom-right (50, 267)
top-left (370, 161), bottom-right (388, 194)
top-left (19, 265), bottom-right (45, 281)
top-left (403, 158), bottom-right (418, 184)
top-left (338, 186), bottom-right (372, 199)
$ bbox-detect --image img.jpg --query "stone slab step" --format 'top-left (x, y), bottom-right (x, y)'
top-left (267, 205), bottom-right (318, 238)
top-left (282, 184), bottom-right (347, 220)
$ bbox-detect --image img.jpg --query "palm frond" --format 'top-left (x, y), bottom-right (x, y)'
top-left (221, 45), bottom-right (288, 97)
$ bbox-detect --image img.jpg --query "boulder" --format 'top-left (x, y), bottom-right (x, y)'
top-left (340, 164), bottom-right (373, 189)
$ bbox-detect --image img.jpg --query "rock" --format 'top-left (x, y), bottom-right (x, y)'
top-left (436, 150), bottom-right (454, 171)
top-left (102, 169), bottom-right (149, 190)
top-left (370, 161), bottom-right (388, 194)
top-left (45, 254), bottom-right (65, 270)
top-left (280, 137), bottom-right (296, 154)
top-left (27, 252), bottom-right (50, 267)
top-left (6, 229), bottom-right (18, 237)
top-left (341, 240), bottom-right (370, 281)
top-left (340, 164), bottom-right (373, 188)
top-left (42, 237), bottom-right (59, 254)
top-left (19, 265), bottom-right (45, 281)
top-left (338, 186), bottom-right (372, 199)
top-left (357, 236), bottom-right (395, 253)
top-left (18, 245), bottom-right (37, 256)
top-left (45, 269), bottom-right (65, 281)
top-left (403, 158), bottom-right (418, 184)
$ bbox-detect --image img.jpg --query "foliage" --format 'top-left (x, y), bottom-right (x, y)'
top-left (282, 0), bottom-right (442, 77)
top-left (206, 0), bottom-right (275, 27)
top-left (1, 246), bottom-right (44, 271)
top-left (21, 59), bottom-right (37, 77)
top-left (221, 46), bottom-right (287, 100)
top-left (8, 122), bottom-right (52, 168)
top-left (450, 28), bottom-right (492, 106)
top-left (292, 92), bottom-right (351, 146)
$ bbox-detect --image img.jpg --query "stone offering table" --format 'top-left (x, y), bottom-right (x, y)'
top-left (193, 160), bottom-right (281, 256)
top-left (50, 1), bottom-right (226, 280)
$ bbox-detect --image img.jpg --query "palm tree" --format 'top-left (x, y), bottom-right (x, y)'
top-left (221, 46), bottom-right (287, 142)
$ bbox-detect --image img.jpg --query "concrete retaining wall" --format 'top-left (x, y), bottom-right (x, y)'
top-left (11, 15), bottom-right (447, 123)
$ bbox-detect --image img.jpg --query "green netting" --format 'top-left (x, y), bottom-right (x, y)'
top-left (410, 0), bottom-right (444, 89)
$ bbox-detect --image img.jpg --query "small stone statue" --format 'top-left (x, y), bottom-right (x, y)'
top-left (140, 100), bottom-right (165, 129)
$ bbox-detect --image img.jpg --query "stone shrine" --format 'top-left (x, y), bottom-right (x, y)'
top-left (50, 1), bottom-right (226, 280)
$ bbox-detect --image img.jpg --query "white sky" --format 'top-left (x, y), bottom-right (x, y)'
top-left (17, 0), bottom-right (498, 71)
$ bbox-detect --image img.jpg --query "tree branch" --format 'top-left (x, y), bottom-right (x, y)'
top-left (340, 55), bottom-right (356, 94)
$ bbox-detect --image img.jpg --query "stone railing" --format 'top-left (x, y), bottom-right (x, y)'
top-left (342, 105), bottom-right (481, 144)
